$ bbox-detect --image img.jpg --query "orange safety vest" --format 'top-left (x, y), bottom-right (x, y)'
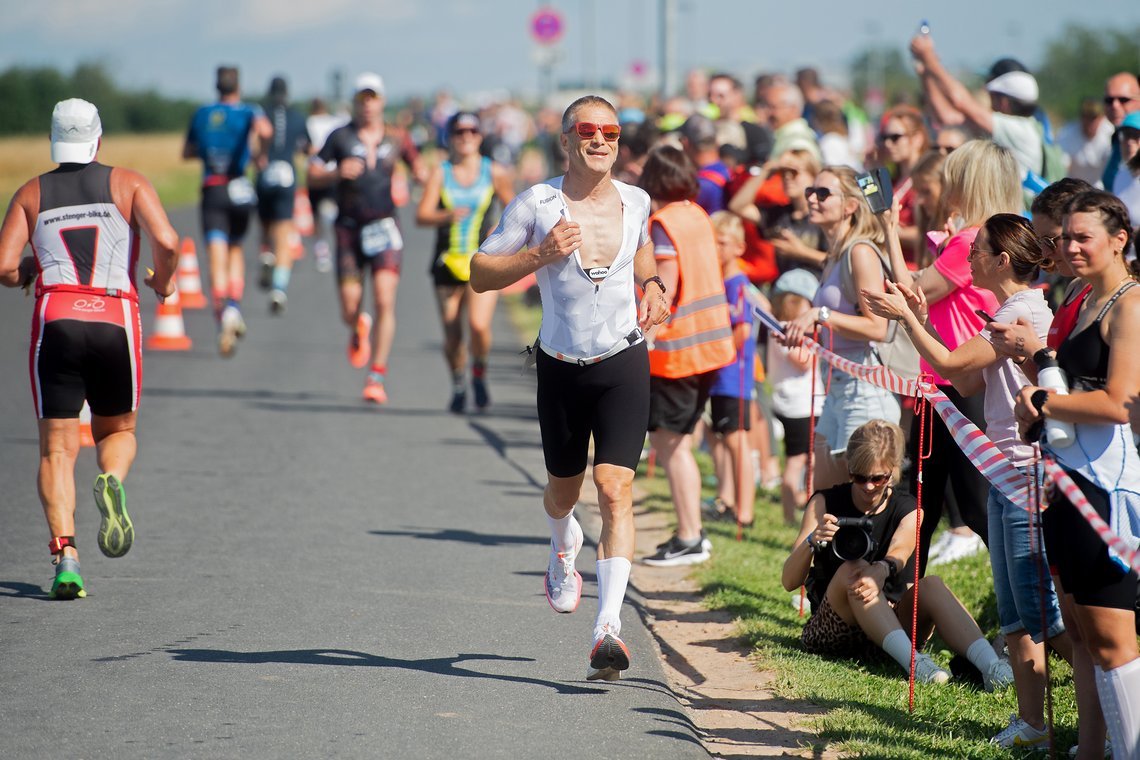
top-left (648, 201), bottom-right (735, 379)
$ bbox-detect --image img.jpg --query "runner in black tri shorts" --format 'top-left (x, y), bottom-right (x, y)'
top-left (471, 96), bottom-right (670, 681)
top-left (308, 73), bottom-right (424, 404)
top-left (0, 99), bottom-right (179, 599)
top-left (254, 75), bottom-right (313, 314)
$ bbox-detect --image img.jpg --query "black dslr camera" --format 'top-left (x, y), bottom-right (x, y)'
top-left (832, 516), bottom-right (877, 561)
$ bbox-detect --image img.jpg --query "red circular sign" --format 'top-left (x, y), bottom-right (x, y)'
top-left (530, 6), bottom-right (564, 45)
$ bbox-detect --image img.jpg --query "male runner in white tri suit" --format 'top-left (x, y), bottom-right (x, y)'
top-left (471, 95), bottom-right (670, 680)
top-left (0, 99), bottom-right (179, 599)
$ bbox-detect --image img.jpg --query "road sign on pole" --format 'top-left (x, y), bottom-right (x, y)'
top-left (530, 6), bottom-right (564, 46)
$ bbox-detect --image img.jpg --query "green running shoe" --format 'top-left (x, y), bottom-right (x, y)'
top-left (93, 473), bottom-right (133, 558)
top-left (50, 557), bottom-right (86, 600)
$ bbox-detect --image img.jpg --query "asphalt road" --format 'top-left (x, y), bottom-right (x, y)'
top-left (0, 208), bottom-right (708, 759)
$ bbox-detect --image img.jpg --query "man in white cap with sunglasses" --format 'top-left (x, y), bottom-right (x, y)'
top-left (470, 95), bottom-right (670, 681)
top-left (0, 98), bottom-right (179, 599)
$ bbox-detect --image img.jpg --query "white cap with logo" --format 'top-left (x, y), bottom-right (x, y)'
top-left (354, 73), bottom-right (385, 97)
top-left (51, 98), bottom-right (102, 164)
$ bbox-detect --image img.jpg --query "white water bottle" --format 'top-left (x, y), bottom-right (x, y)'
top-left (1035, 354), bottom-right (1076, 449)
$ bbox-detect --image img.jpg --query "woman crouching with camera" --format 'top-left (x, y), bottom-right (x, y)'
top-left (782, 419), bottom-right (1014, 688)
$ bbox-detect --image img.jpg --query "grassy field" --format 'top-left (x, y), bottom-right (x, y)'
top-left (504, 291), bottom-right (1078, 758)
top-left (0, 133), bottom-right (200, 209)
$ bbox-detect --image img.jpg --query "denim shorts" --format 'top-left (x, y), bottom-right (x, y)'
top-left (814, 358), bottom-right (901, 454)
top-left (987, 478), bottom-right (1065, 642)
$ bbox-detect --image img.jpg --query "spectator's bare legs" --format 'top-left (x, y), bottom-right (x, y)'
top-left (435, 286), bottom-right (466, 373)
top-left (649, 430), bottom-right (703, 543)
top-left (722, 428), bottom-right (754, 523)
top-left (1057, 584), bottom-right (1107, 760)
top-left (37, 419), bottom-right (80, 560)
top-left (781, 452), bottom-right (808, 525)
top-left (1005, 628), bottom-right (1073, 731)
top-left (92, 412), bottom-right (137, 482)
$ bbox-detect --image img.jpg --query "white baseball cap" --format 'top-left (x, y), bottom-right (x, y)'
top-left (985, 71), bottom-right (1039, 104)
top-left (354, 73), bottom-right (385, 97)
top-left (51, 98), bottom-right (102, 164)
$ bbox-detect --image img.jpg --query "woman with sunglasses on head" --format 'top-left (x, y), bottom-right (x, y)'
top-left (881, 140), bottom-right (1023, 571)
top-left (781, 166), bottom-right (900, 490)
top-left (1013, 191), bottom-right (1140, 759)
top-left (876, 106), bottom-right (931, 264)
top-left (865, 213), bottom-right (1076, 748)
top-left (783, 419), bottom-right (1014, 689)
top-left (416, 111), bottom-right (515, 413)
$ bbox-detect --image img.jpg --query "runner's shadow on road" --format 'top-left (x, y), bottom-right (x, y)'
top-left (0, 581), bottom-right (49, 600)
top-left (250, 401), bottom-right (448, 417)
top-left (166, 648), bottom-right (606, 695)
top-left (369, 528), bottom-right (549, 547)
top-left (146, 387), bottom-right (336, 401)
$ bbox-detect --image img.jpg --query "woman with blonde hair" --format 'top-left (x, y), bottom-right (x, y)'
top-left (782, 419), bottom-right (1014, 689)
top-left (877, 105), bottom-right (930, 261)
top-left (782, 166), bottom-right (899, 489)
top-left (884, 139), bottom-right (1023, 570)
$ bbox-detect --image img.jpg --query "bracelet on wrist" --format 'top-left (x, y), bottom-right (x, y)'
top-left (642, 275), bottom-right (666, 296)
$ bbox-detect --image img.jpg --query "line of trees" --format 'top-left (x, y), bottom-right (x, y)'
top-left (0, 62), bottom-right (197, 135)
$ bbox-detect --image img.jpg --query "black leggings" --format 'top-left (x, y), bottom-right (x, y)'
top-left (536, 342), bottom-right (649, 478)
top-left (907, 384), bottom-right (990, 574)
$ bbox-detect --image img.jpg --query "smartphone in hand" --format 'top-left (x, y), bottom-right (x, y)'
top-left (974, 308), bottom-right (997, 323)
top-left (856, 168), bottom-right (893, 215)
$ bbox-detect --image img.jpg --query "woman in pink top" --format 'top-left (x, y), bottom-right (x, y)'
top-left (883, 139), bottom-right (1023, 571)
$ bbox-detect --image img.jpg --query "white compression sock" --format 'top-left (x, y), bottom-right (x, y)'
top-left (546, 511), bottom-right (576, 553)
top-left (594, 557), bottom-right (632, 639)
top-left (1100, 657), bottom-right (1140, 759)
top-left (881, 629), bottom-right (916, 671)
top-left (965, 637), bottom-right (1001, 672)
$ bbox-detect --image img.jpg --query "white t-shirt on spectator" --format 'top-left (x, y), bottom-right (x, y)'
top-left (767, 342), bottom-right (824, 419)
top-left (991, 113), bottom-right (1043, 179)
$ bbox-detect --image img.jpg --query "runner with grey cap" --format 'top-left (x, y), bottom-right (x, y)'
top-left (0, 98), bottom-right (179, 598)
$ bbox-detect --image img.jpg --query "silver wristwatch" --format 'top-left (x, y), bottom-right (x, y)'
top-left (817, 306), bottom-right (831, 324)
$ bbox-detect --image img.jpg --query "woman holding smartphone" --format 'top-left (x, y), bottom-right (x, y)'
top-left (865, 213), bottom-right (1074, 749)
top-left (1013, 191), bottom-right (1140, 759)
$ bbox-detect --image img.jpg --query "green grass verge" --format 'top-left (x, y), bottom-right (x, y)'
top-left (502, 297), bottom-right (1077, 757)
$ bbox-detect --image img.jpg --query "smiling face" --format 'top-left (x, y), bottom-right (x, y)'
top-left (806, 170), bottom-right (849, 228)
top-left (561, 102), bottom-right (620, 178)
top-left (1031, 214), bottom-right (1072, 277)
top-left (849, 458), bottom-right (894, 511)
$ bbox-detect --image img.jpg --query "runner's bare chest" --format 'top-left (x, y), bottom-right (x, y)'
top-left (564, 191), bottom-right (625, 272)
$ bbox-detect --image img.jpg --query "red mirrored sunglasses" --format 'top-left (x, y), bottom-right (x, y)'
top-left (567, 122), bottom-right (621, 141)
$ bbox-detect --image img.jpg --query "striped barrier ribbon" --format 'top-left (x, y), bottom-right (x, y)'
top-left (753, 297), bottom-right (1140, 573)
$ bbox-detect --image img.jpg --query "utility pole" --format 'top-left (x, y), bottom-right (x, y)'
top-left (658, 0), bottom-right (677, 98)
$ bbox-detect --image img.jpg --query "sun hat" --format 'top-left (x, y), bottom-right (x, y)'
top-left (772, 268), bottom-right (820, 301)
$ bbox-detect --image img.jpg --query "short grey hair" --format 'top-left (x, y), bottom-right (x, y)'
top-left (561, 95), bottom-right (617, 134)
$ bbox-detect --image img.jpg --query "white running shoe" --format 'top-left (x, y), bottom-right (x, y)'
top-left (218, 305), bottom-right (243, 357)
top-left (928, 531), bottom-right (985, 566)
top-left (983, 658), bottom-right (1015, 692)
top-left (586, 623), bottom-right (630, 681)
top-left (926, 530), bottom-right (956, 564)
top-left (990, 714), bottom-right (1048, 749)
top-left (544, 517), bottom-right (583, 614)
top-left (912, 652), bottom-right (951, 684)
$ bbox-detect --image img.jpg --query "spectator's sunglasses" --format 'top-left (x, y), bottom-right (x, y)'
top-left (936, 145), bottom-right (956, 156)
top-left (1104, 95), bottom-right (1135, 107)
top-left (567, 122), bottom-right (622, 141)
top-left (452, 127), bottom-right (480, 137)
top-left (850, 472), bottom-right (891, 487)
top-left (879, 132), bottom-right (907, 144)
top-left (804, 186), bottom-right (834, 202)
top-left (1039, 234), bottom-right (1060, 251)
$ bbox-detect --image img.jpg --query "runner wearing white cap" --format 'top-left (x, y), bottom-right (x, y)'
top-left (0, 99), bottom-right (179, 599)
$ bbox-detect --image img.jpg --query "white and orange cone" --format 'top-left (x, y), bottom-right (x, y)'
top-left (175, 238), bottom-right (207, 310)
top-left (145, 288), bottom-right (193, 351)
top-left (294, 187), bottom-right (315, 237)
top-left (79, 400), bottom-right (95, 448)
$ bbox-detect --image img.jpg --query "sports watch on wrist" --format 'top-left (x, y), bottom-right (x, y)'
top-left (642, 275), bottom-right (666, 295)
top-left (817, 306), bottom-right (831, 324)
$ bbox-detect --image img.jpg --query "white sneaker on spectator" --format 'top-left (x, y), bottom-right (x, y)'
top-left (929, 531), bottom-right (985, 566)
top-left (983, 658), bottom-right (1015, 692)
top-left (790, 593), bottom-right (813, 614)
top-left (990, 714), bottom-right (1048, 749)
top-left (1067, 740), bottom-right (1111, 758)
top-left (912, 653), bottom-right (951, 684)
top-left (926, 530), bottom-right (956, 564)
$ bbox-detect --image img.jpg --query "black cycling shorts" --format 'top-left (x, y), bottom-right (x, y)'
top-left (648, 371), bottom-right (715, 435)
top-left (31, 294), bottom-right (141, 419)
top-left (200, 184), bottom-right (251, 244)
top-left (777, 414), bottom-right (813, 457)
top-left (709, 395), bottom-right (751, 435)
top-left (536, 341), bottom-right (649, 478)
top-left (257, 181), bottom-right (295, 223)
top-left (1045, 467), bottom-right (1140, 611)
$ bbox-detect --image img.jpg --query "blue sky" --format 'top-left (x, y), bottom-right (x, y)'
top-left (2, 1), bottom-right (1136, 105)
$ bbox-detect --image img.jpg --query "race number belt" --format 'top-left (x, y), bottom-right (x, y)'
top-left (531, 328), bottom-right (644, 367)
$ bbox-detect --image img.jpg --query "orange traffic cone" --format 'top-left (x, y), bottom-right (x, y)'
top-left (79, 400), bottom-right (95, 448)
top-left (294, 188), bottom-right (315, 237)
top-left (175, 238), bottom-right (207, 309)
top-left (145, 288), bottom-right (193, 351)
top-left (290, 228), bottom-right (305, 262)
